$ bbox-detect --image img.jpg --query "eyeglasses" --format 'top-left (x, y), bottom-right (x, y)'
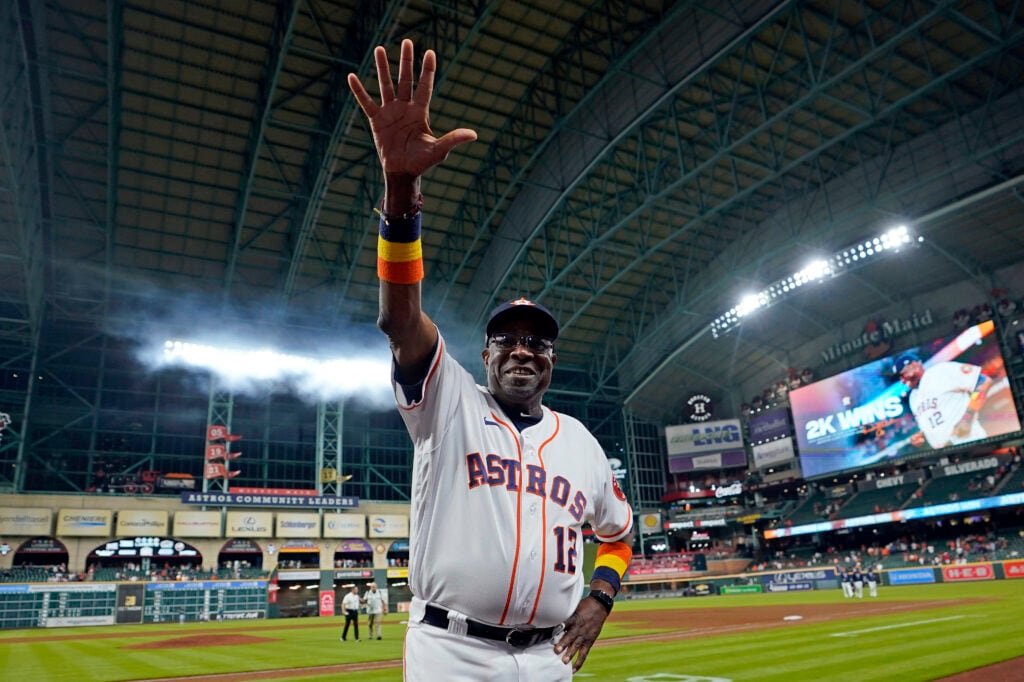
top-left (488, 333), bottom-right (555, 353)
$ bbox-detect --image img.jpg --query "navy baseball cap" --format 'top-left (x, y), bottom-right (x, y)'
top-left (486, 297), bottom-right (560, 340)
top-left (891, 352), bottom-right (921, 375)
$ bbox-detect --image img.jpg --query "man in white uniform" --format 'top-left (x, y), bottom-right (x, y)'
top-left (894, 353), bottom-right (993, 449)
top-left (340, 585), bottom-right (361, 642)
top-left (348, 40), bottom-right (635, 681)
top-left (363, 582), bottom-right (387, 640)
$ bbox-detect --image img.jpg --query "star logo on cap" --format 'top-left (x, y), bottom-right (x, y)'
top-left (510, 297), bottom-right (536, 306)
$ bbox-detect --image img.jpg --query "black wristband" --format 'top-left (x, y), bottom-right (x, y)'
top-left (588, 589), bottom-right (614, 613)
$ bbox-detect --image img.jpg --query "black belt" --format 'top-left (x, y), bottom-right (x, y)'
top-left (422, 604), bottom-right (559, 648)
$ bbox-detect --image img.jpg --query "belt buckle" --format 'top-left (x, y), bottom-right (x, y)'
top-left (505, 624), bottom-right (540, 648)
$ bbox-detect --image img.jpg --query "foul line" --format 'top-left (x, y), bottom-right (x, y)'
top-left (830, 615), bottom-right (966, 637)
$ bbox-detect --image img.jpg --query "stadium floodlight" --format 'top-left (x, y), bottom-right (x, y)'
top-left (736, 293), bottom-right (766, 317)
top-left (798, 259), bottom-right (832, 281)
top-left (159, 339), bottom-right (391, 398)
top-left (710, 224), bottom-right (919, 338)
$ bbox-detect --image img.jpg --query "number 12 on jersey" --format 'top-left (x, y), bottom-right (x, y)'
top-left (552, 526), bottom-right (578, 574)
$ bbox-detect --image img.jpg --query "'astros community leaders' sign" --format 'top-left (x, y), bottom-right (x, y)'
top-left (181, 492), bottom-right (359, 508)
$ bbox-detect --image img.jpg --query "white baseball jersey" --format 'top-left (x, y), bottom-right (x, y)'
top-left (364, 589), bottom-right (386, 615)
top-left (342, 591), bottom-right (361, 612)
top-left (909, 361), bottom-right (986, 448)
top-left (393, 332), bottom-right (633, 628)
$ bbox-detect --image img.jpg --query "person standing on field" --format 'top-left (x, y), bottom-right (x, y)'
top-left (340, 585), bottom-right (361, 642)
top-left (866, 564), bottom-right (878, 597)
top-left (347, 39), bottom-right (635, 681)
top-left (363, 582), bottom-right (387, 640)
top-left (839, 567), bottom-right (853, 598)
top-left (852, 563), bottom-right (864, 599)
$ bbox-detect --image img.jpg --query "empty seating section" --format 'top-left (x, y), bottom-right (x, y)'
top-left (0, 567), bottom-right (50, 583)
top-left (997, 466), bottom-right (1024, 494)
top-left (837, 483), bottom-right (920, 519)
top-left (909, 473), bottom-right (988, 507)
top-left (784, 489), bottom-right (828, 526)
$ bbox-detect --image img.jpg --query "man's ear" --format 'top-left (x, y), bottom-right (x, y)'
top-left (482, 347), bottom-right (490, 365)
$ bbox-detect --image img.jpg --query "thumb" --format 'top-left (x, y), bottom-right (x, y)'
top-left (434, 127), bottom-right (478, 159)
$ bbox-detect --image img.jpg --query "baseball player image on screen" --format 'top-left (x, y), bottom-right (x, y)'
top-left (348, 40), bottom-right (635, 681)
top-left (892, 352), bottom-right (998, 449)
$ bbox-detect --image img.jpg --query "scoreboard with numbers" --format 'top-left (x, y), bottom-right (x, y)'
top-left (0, 581), bottom-right (267, 629)
top-left (0, 583), bottom-right (117, 629)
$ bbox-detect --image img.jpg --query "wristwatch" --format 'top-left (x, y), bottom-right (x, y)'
top-left (588, 589), bottom-right (615, 613)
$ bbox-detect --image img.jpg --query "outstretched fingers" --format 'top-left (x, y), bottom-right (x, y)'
top-left (413, 48), bottom-right (436, 107)
top-left (347, 73), bottom-right (378, 118)
top-left (374, 45), bottom-right (395, 103)
top-left (397, 39), bottom-right (415, 101)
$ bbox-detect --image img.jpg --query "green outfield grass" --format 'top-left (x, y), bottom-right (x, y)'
top-left (3, 581), bottom-right (1022, 681)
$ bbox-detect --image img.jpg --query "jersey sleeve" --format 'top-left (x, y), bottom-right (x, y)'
top-left (392, 331), bottom-right (476, 448)
top-left (585, 438), bottom-right (634, 542)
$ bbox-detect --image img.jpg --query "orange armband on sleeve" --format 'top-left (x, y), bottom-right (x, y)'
top-left (592, 541), bottom-right (632, 594)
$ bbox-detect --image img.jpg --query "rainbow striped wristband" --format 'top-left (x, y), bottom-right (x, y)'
top-left (593, 540), bottom-right (632, 594)
top-left (377, 213), bottom-right (424, 284)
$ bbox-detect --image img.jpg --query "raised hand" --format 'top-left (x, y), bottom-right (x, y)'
top-left (348, 39), bottom-right (477, 178)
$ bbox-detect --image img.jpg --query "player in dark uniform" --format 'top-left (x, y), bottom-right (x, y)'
top-left (839, 568), bottom-right (853, 598)
top-left (852, 564), bottom-right (864, 599)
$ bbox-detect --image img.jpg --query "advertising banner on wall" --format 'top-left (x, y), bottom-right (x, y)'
top-left (0, 507), bottom-right (52, 536)
top-left (368, 514), bottom-right (408, 538)
top-left (668, 450), bottom-right (747, 473)
top-left (638, 513), bottom-right (662, 535)
top-left (931, 455), bottom-right (1007, 479)
top-left (336, 539), bottom-right (373, 553)
top-left (751, 437), bottom-right (796, 469)
top-left (887, 568), bottom-right (936, 585)
top-left (319, 590), bottom-right (336, 617)
top-left (856, 470), bottom-right (926, 492)
top-left (181, 491), bottom-right (358, 508)
top-left (666, 419), bottom-right (744, 473)
top-left (665, 419), bottom-right (743, 456)
top-left (747, 408), bottom-right (792, 443)
top-left (1003, 560), bottom-right (1024, 578)
top-left (323, 514), bottom-right (366, 539)
top-left (116, 510), bottom-right (169, 536)
top-left (942, 564), bottom-right (994, 582)
top-left (225, 511), bottom-right (273, 538)
top-left (173, 511), bottom-right (222, 537)
top-left (761, 567), bottom-right (836, 593)
top-left (56, 509), bottom-right (113, 537)
top-left (275, 513), bottom-right (320, 538)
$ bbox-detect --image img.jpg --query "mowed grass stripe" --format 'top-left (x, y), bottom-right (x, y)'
top-left (591, 623), bottom-right (1012, 682)
top-left (583, 586), bottom-right (1023, 682)
top-left (3, 580), bottom-right (1022, 681)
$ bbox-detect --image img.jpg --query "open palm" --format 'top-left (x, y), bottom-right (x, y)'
top-left (348, 40), bottom-right (476, 177)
